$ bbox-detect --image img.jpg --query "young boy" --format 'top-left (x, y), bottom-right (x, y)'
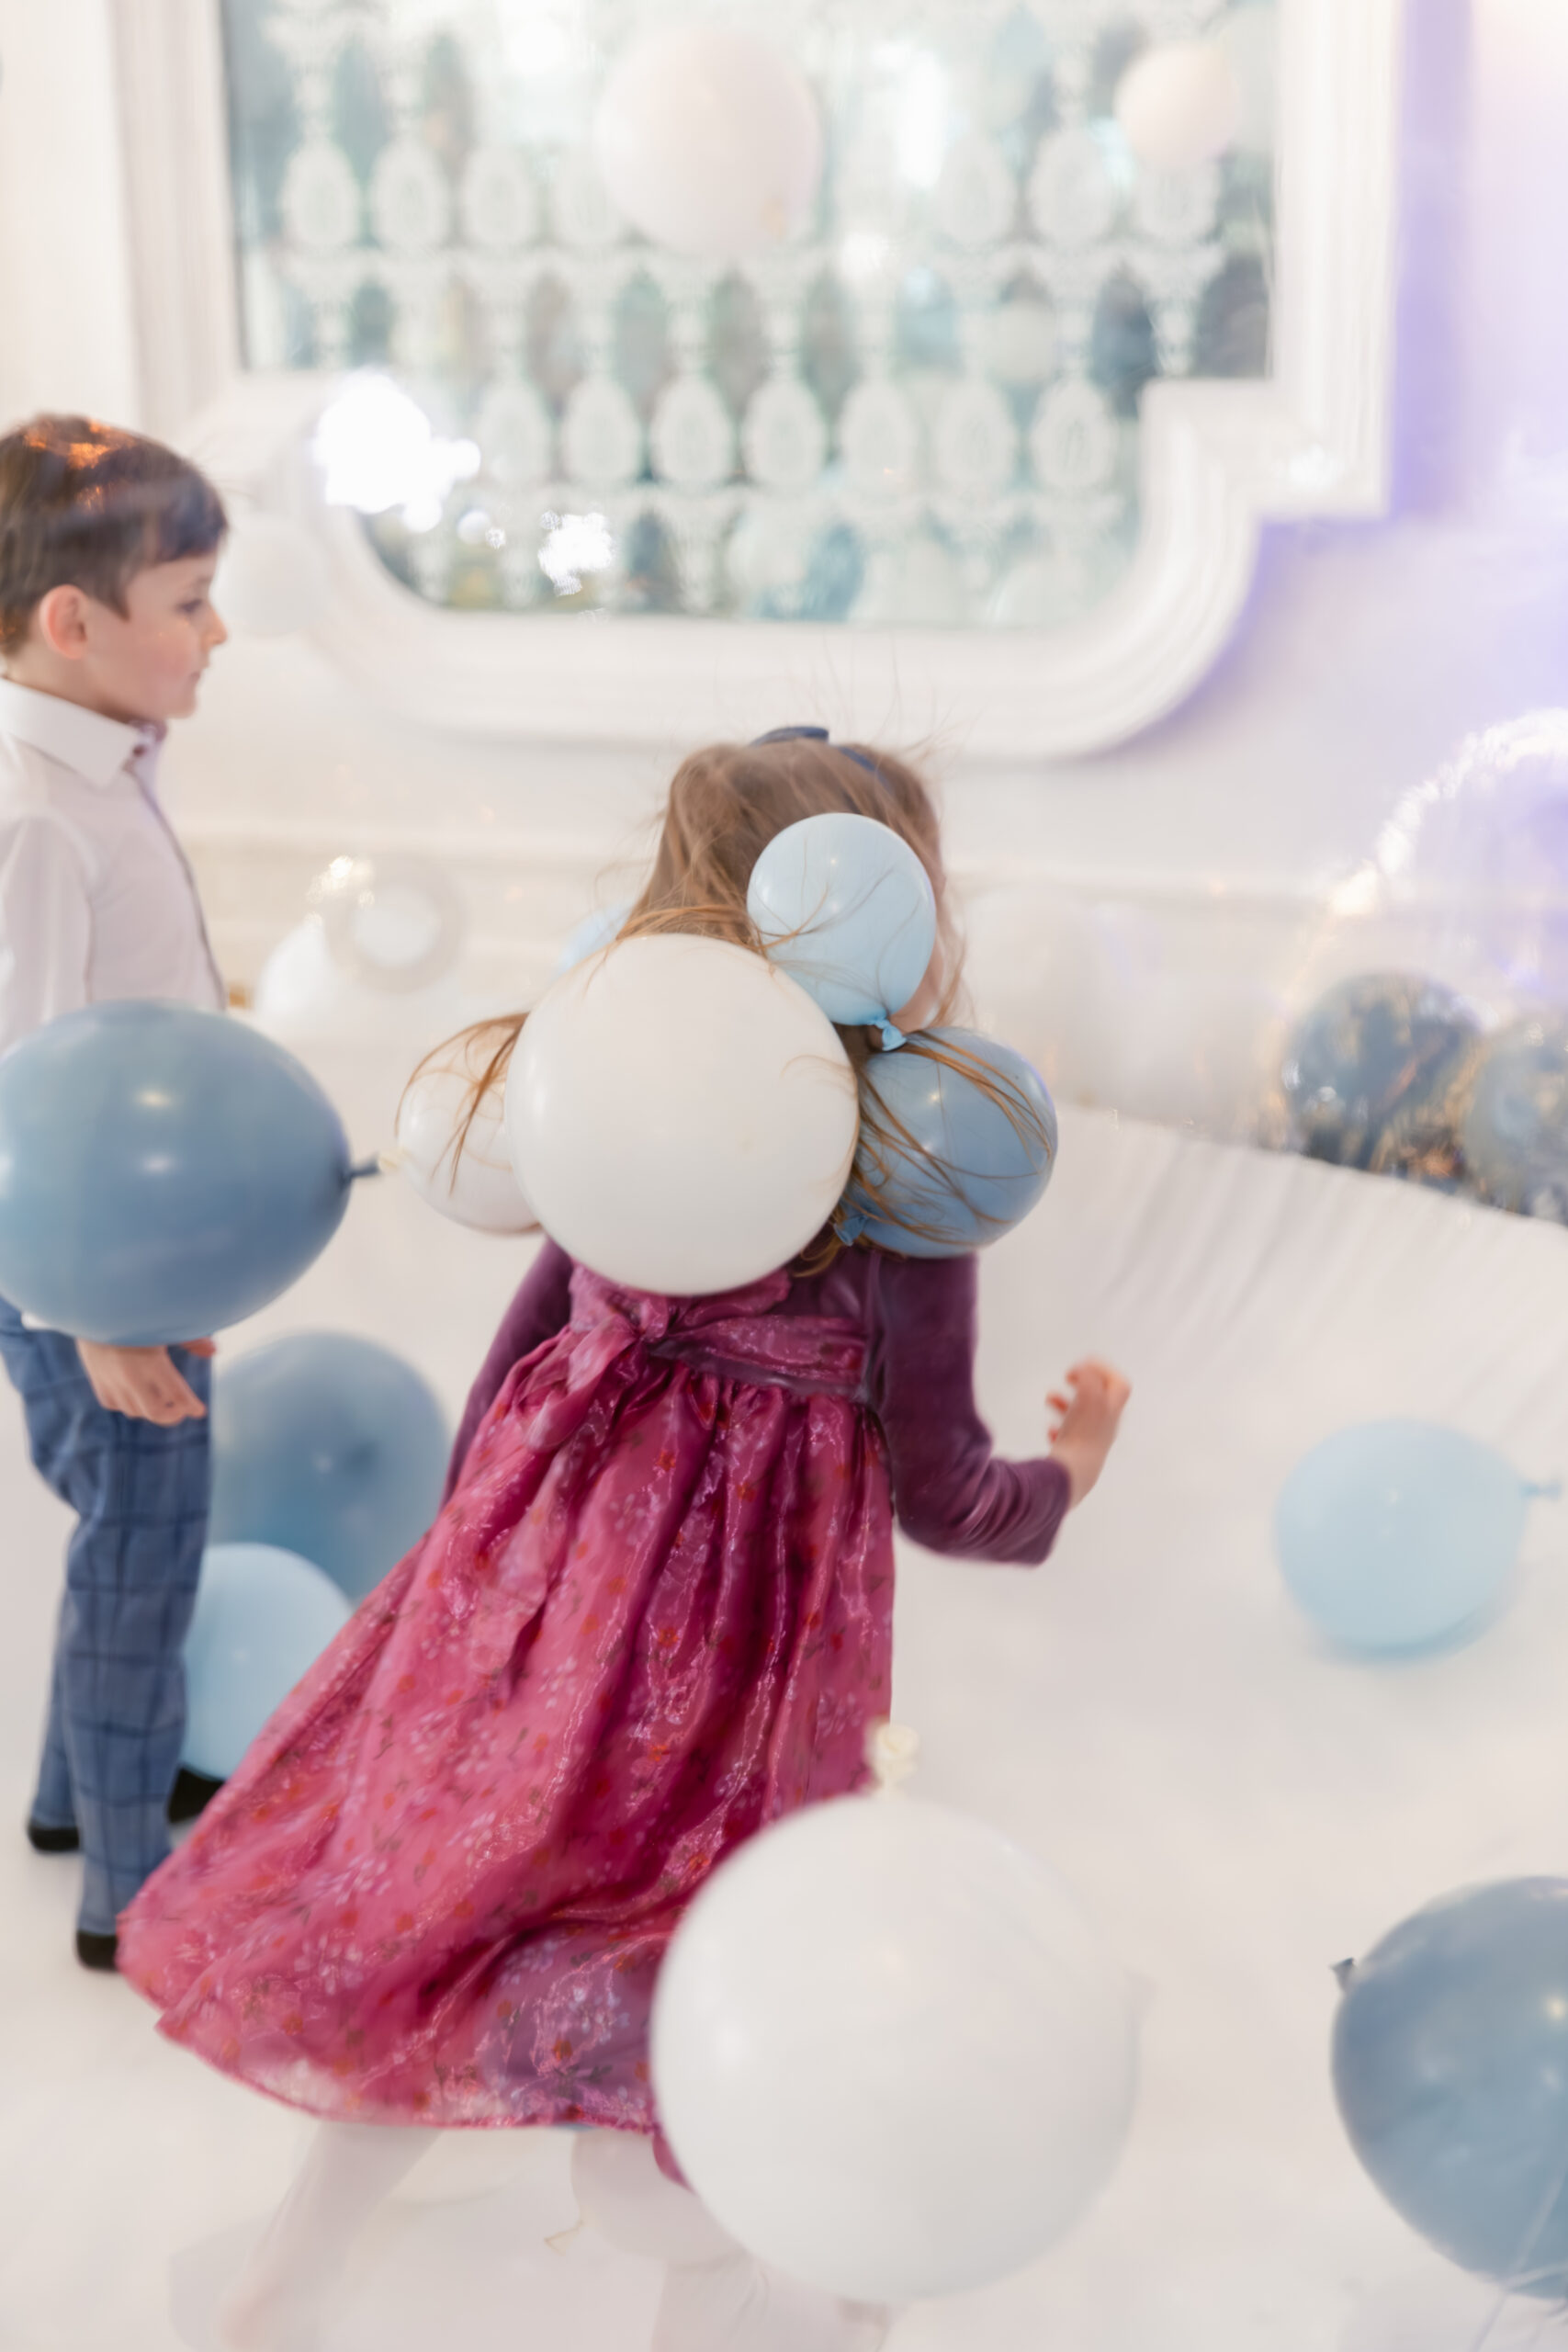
top-left (0, 415), bottom-right (229, 1971)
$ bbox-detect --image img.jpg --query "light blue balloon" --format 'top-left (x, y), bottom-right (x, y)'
top-left (841, 1028), bottom-right (1057, 1256)
top-left (1275, 1421), bottom-right (1529, 1653)
top-left (554, 902), bottom-right (631, 978)
top-left (183, 1541), bottom-right (352, 1781)
top-left (0, 1001), bottom-right (353, 1344)
top-left (747, 814), bottom-right (937, 1028)
top-left (209, 1332), bottom-right (450, 1604)
top-left (1334, 1879), bottom-right (1568, 2297)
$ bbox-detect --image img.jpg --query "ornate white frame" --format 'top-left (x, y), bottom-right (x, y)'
top-left (114, 0), bottom-right (1404, 763)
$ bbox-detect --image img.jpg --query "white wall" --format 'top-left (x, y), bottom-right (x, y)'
top-left (1, 2), bottom-right (1559, 1035)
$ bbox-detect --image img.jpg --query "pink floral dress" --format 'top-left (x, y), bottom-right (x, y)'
top-left (118, 1249), bottom-right (1066, 2132)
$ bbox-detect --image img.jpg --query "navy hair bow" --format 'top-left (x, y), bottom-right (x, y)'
top-left (750, 725), bottom-right (883, 784)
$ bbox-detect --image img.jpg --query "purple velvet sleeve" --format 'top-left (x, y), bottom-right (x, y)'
top-left (865, 1251), bottom-right (1070, 1566)
top-left (442, 1239), bottom-right (575, 1500)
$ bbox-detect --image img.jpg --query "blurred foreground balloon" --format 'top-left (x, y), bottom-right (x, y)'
top-left (1463, 1015), bottom-right (1568, 1220)
top-left (593, 23), bottom-right (822, 260)
top-left (0, 1003), bottom-right (353, 1344)
top-left (652, 1792), bottom-right (1136, 2302)
top-left (183, 1543), bottom-right (352, 1781)
top-left (1114, 40), bottom-right (1242, 171)
top-left (209, 1334), bottom-right (450, 1604)
top-left (1275, 1422), bottom-right (1531, 1654)
top-left (1281, 974), bottom-right (1480, 1179)
top-left (842, 1029), bottom-right (1056, 1255)
top-left (392, 1035), bottom-right (537, 1234)
top-left (311, 854), bottom-right (466, 995)
top-left (505, 935), bottom-right (858, 1294)
top-left (748, 812), bottom-right (937, 1034)
top-left (1334, 1879), bottom-right (1568, 2298)
top-left (213, 513), bottom-right (331, 637)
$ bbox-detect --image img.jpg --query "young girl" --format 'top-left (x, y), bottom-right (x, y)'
top-left (118, 733), bottom-right (1130, 2352)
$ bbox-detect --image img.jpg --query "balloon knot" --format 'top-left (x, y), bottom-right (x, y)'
top-left (348, 1156), bottom-right (385, 1182)
top-left (874, 1020), bottom-right (908, 1052)
top-left (1332, 1958), bottom-right (1356, 1990)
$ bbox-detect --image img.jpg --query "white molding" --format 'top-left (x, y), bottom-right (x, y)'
top-left (107, 0), bottom-right (241, 438)
top-left (146, 0), bottom-right (1403, 763)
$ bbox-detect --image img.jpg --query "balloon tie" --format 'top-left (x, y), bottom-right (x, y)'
top-left (874, 1019), bottom-right (908, 1052)
top-left (834, 1204), bottom-right (871, 1246)
top-left (866, 1720), bottom-right (919, 1795)
top-left (348, 1156), bottom-right (385, 1182)
top-left (545, 2218), bottom-right (586, 2256)
top-left (1523, 1477), bottom-right (1563, 1501)
top-left (377, 1146), bottom-right (407, 1176)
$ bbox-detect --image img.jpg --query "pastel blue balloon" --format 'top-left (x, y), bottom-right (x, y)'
top-left (554, 902), bottom-right (631, 978)
top-left (1275, 1421), bottom-right (1528, 1654)
top-left (1334, 1878), bottom-right (1568, 2297)
top-left (183, 1541), bottom-right (353, 1781)
top-left (842, 1028), bottom-right (1057, 1256)
top-left (0, 1001), bottom-right (352, 1344)
top-left (748, 814), bottom-right (937, 1028)
top-left (209, 1332), bottom-right (450, 1603)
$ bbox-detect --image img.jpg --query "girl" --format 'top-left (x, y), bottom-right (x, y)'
top-left (118, 733), bottom-right (1130, 2352)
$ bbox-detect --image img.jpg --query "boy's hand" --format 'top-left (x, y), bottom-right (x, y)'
top-left (76, 1339), bottom-right (215, 1425)
top-left (1047, 1360), bottom-right (1131, 1508)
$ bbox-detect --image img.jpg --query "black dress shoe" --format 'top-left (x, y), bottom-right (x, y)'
top-left (75, 1928), bottom-right (118, 1971)
top-left (168, 1767), bottom-right (224, 1824)
top-left (26, 1819), bottom-right (79, 1853)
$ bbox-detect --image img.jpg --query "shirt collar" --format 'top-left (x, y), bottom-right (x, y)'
top-left (0, 677), bottom-right (156, 788)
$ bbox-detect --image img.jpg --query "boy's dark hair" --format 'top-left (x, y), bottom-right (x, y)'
top-left (0, 414), bottom-right (227, 653)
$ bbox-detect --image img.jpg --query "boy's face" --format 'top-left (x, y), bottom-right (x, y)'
top-left (81, 553), bottom-right (230, 724)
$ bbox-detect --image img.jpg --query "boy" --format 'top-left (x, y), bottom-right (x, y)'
top-left (0, 414), bottom-right (229, 1970)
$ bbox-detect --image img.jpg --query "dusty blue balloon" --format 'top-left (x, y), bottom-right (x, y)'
top-left (1334, 1879), bottom-right (1568, 2297)
top-left (1275, 1421), bottom-right (1528, 1654)
top-left (183, 1541), bottom-right (353, 1781)
top-left (554, 902), bottom-right (631, 978)
top-left (840, 1028), bottom-right (1057, 1257)
top-left (209, 1332), bottom-right (450, 1603)
top-left (747, 813), bottom-right (937, 1029)
top-left (0, 1001), bottom-right (353, 1344)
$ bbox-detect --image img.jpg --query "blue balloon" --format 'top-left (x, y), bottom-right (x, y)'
top-left (554, 902), bottom-right (631, 978)
top-left (1275, 1421), bottom-right (1528, 1654)
top-left (183, 1541), bottom-right (353, 1781)
top-left (1334, 1879), bottom-right (1568, 2297)
top-left (0, 1001), bottom-right (353, 1344)
top-left (747, 813), bottom-right (937, 1029)
top-left (209, 1332), bottom-right (450, 1603)
top-left (841, 1028), bottom-right (1057, 1257)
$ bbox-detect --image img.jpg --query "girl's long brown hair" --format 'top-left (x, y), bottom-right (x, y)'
top-left (415, 735), bottom-right (1052, 1265)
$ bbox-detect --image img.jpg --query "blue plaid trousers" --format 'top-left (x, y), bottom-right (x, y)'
top-left (0, 1298), bottom-right (210, 1935)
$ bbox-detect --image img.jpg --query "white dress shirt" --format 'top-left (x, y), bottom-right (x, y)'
top-left (0, 677), bottom-right (224, 1061)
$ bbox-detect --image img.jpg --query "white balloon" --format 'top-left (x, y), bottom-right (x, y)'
top-left (213, 514), bottom-right (331, 637)
top-left (1114, 40), bottom-right (1243, 174)
top-left (503, 934), bottom-right (858, 1295)
top-left (393, 1045), bottom-right (537, 1235)
top-left (592, 23), bottom-right (823, 261)
top-left (312, 854), bottom-right (467, 996)
top-left (651, 1795), bottom-right (1138, 2303)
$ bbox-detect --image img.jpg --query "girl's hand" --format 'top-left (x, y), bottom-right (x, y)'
top-left (1047, 1360), bottom-right (1131, 1508)
top-left (76, 1339), bottom-right (214, 1425)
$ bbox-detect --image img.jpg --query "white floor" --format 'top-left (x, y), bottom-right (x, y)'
top-left (7, 1062), bottom-right (1568, 2352)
